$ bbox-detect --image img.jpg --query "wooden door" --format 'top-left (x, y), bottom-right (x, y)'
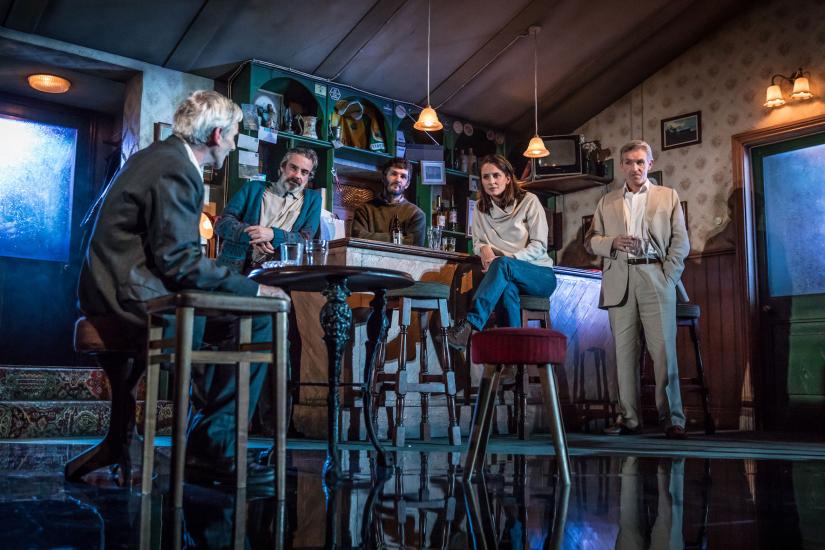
top-left (751, 132), bottom-right (825, 430)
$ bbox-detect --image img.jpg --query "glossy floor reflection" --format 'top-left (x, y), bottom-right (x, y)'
top-left (0, 441), bottom-right (823, 548)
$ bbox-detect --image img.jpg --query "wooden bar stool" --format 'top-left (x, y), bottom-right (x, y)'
top-left (676, 303), bottom-right (715, 434)
top-left (142, 290), bottom-right (289, 507)
top-left (65, 316), bottom-right (144, 485)
top-left (503, 294), bottom-right (551, 439)
top-left (464, 327), bottom-right (571, 485)
top-left (373, 281), bottom-right (461, 447)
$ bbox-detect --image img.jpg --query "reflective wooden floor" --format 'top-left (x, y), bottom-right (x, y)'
top-left (0, 436), bottom-right (823, 549)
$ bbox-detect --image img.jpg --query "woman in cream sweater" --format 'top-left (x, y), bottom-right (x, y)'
top-left (449, 154), bottom-right (557, 349)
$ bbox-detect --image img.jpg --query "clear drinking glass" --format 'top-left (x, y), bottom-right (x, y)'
top-left (304, 239), bottom-right (328, 265)
top-left (630, 237), bottom-right (650, 257)
top-left (428, 226), bottom-right (442, 250)
top-left (446, 237), bottom-right (456, 252)
top-left (279, 242), bottom-right (303, 266)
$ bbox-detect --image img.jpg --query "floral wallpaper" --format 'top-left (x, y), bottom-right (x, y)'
top-left (560, 0), bottom-right (825, 266)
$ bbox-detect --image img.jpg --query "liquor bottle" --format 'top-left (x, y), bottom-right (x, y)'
top-left (432, 195), bottom-right (441, 226)
top-left (436, 198), bottom-right (447, 229)
top-left (448, 197), bottom-right (458, 231)
top-left (390, 215), bottom-right (403, 244)
top-left (467, 147), bottom-right (477, 175)
top-left (460, 149), bottom-right (469, 173)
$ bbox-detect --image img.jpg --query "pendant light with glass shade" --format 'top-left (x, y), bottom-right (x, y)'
top-left (523, 26), bottom-right (549, 158)
top-left (414, 0), bottom-right (443, 132)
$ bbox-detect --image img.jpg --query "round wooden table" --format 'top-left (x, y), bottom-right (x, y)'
top-left (249, 265), bottom-right (414, 479)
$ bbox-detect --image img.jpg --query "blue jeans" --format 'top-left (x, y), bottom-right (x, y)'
top-left (466, 257), bottom-right (557, 329)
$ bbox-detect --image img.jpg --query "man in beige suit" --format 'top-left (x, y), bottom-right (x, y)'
top-left (588, 140), bottom-right (690, 438)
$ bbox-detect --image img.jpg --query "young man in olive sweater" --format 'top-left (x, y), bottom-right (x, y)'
top-left (351, 158), bottom-right (426, 246)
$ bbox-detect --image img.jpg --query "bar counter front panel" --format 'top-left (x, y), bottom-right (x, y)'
top-left (290, 238), bottom-right (614, 440)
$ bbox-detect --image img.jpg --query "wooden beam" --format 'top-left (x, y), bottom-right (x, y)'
top-left (507, 0), bottom-right (696, 133)
top-left (427, 0), bottom-right (550, 109)
top-left (4, 0), bottom-right (49, 33)
top-left (164, 0), bottom-right (244, 72)
top-left (313, 0), bottom-right (408, 79)
top-left (509, 0), bottom-right (746, 134)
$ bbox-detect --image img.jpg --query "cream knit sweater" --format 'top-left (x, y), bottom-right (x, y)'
top-left (472, 191), bottom-right (554, 268)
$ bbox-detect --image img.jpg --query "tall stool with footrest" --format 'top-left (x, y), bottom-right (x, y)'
top-left (141, 290), bottom-right (290, 507)
top-left (464, 327), bottom-right (571, 485)
top-left (372, 281), bottom-right (461, 447)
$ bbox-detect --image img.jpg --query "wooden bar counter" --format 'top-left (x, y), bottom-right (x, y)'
top-left (287, 237), bottom-right (618, 440)
top-left (290, 238), bottom-right (479, 440)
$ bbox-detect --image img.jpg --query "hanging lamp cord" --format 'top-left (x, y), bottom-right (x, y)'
top-left (533, 29), bottom-right (539, 134)
top-left (426, 0), bottom-right (431, 106)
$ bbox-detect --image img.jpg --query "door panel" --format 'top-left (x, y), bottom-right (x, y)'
top-left (752, 132), bottom-right (825, 430)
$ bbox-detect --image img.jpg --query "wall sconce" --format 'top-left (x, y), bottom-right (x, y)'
top-left (764, 68), bottom-right (814, 108)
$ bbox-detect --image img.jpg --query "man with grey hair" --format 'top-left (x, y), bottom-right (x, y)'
top-left (588, 139), bottom-right (690, 439)
top-left (77, 90), bottom-right (287, 485)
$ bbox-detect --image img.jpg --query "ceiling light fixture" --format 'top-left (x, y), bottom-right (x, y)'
top-left (414, 0), bottom-right (443, 132)
top-left (764, 67), bottom-right (813, 108)
top-left (27, 74), bottom-right (71, 94)
top-left (523, 26), bottom-right (549, 158)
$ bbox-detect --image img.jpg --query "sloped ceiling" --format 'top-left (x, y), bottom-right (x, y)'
top-left (0, 0), bottom-right (752, 134)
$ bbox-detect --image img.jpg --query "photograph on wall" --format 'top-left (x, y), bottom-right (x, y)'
top-left (253, 89), bottom-right (283, 130)
top-left (420, 160), bottom-right (446, 185)
top-left (241, 104), bottom-right (258, 131)
top-left (648, 170), bottom-right (664, 186)
top-left (661, 111), bottom-right (701, 150)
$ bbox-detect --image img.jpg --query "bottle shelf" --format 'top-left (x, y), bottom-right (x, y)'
top-left (521, 173), bottom-right (612, 195)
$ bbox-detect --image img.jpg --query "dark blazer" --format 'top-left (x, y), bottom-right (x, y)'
top-left (215, 180), bottom-right (322, 273)
top-left (78, 136), bottom-right (258, 327)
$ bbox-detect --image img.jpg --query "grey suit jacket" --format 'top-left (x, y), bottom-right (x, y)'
top-left (78, 136), bottom-right (258, 327)
top-left (588, 183), bottom-right (690, 309)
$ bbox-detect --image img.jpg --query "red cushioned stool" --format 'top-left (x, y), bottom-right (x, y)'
top-left (464, 327), bottom-right (571, 485)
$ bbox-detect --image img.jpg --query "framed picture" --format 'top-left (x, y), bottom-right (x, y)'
top-left (581, 214), bottom-right (594, 245)
top-left (421, 160), bottom-right (446, 185)
top-left (468, 174), bottom-right (479, 192)
top-left (153, 122), bottom-right (172, 142)
top-left (252, 88), bottom-right (284, 130)
top-left (466, 199), bottom-right (476, 237)
top-left (648, 170), bottom-right (663, 186)
top-left (661, 111), bottom-right (701, 150)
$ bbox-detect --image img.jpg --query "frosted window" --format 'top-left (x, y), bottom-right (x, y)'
top-left (762, 142), bottom-right (825, 297)
top-left (0, 115), bottom-right (77, 263)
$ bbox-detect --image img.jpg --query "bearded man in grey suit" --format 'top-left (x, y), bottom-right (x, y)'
top-left (588, 140), bottom-right (690, 439)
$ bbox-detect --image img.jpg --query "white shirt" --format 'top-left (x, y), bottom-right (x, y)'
top-left (180, 140), bottom-right (203, 183)
top-left (622, 179), bottom-right (654, 258)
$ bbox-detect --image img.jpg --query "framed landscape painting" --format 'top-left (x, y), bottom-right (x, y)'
top-left (661, 111), bottom-right (701, 150)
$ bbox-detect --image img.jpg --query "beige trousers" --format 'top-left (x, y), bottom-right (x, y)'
top-left (607, 263), bottom-right (685, 429)
top-left (616, 457), bottom-right (685, 550)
